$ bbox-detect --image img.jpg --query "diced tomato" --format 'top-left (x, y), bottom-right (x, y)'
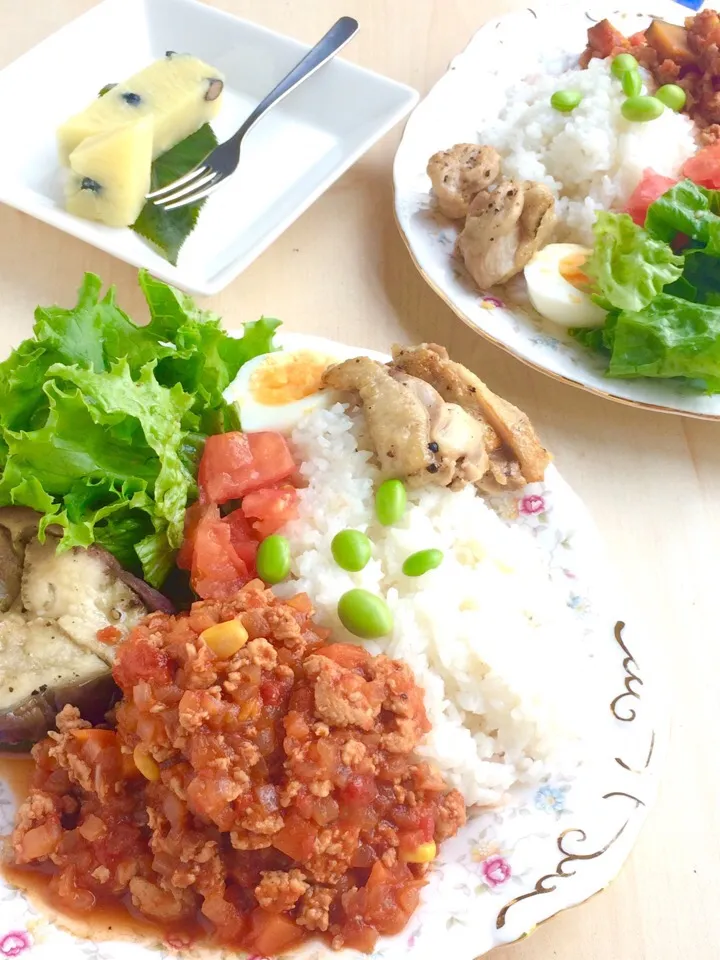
top-left (177, 502), bottom-right (205, 570)
top-left (191, 505), bottom-right (252, 601)
top-left (629, 29), bottom-right (647, 46)
top-left (223, 508), bottom-right (259, 573)
top-left (198, 432), bottom-right (296, 504)
top-left (96, 625), bottom-right (122, 646)
top-left (247, 909), bottom-right (305, 955)
top-left (624, 169), bottom-right (678, 226)
top-left (339, 773), bottom-right (378, 808)
top-left (113, 639), bottom-right (173, 690)
top-left (272, 814), bottom-right (318, 861)
top-left (683, 143), bottom-right (720, 189)
top-left (241, 485), bottom-right (299, 538)
top-left (315, 643), bottom-right (371, 671)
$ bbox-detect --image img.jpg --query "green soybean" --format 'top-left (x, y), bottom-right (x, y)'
top-left (331, 529), bottom-right (372, 572)
top-left (338, 589), bottom-right (393, 639)
top-left (621, 69), bottom-right (642, 97)
top-left (375, 479), bottom-right (407, 526)
top-left (611, 53), bottom-right (639, 78)
top-left (621, 95), bottom-right (665, 123)
top-left (550, 89), bottom-right (583, 113)
top-left (256, 535), bottom-right (291, 584)
top-left (656, 84), bottom-right (687, 112)
top-left (402, 549), bottom-right (444, 577)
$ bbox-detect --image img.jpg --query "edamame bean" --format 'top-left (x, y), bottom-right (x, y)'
top-left (402, 549), bottom-right (444, 577)
top-left (375, 479), bottom-right (407, 526)
top-left (331, 529), bottom-right (372, 572)
top-left (621, 95), bottom-right (664, 123)
top-left (338, 589), bottom-right (393, 639)
top-left (256, 535), bottom-right (291, 584)
top-left (621, 69), bottom-right (642, 97)
top-left (611, 53), bottom-right (639, 78)
top-left (550, 89), bottom-right (583, 113)
top-left (656, 84), bottom-right (687, 112)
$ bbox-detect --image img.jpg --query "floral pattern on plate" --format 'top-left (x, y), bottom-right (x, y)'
top-left (0, 335), bottom-right (660, 960)
top-left (393, 0), bottom-right (720, 420)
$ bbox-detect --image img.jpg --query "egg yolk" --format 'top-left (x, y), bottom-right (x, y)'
top-left (249, 352), bottom-right (334, 406)
top-left (559, 252), bottom-right (591, 291)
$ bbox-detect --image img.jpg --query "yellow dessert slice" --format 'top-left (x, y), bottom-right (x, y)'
top-left (65, 118), bottom-right (153, 227)
top-left (58, 53), bottom-right (224, 163)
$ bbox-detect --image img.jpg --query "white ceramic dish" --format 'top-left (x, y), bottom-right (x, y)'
top-left (393, 0), bottom-right (720, 419)
top-left (0, 332), bottom-right (659, 960)
top-left (0, 0), bottom-right (417, 296)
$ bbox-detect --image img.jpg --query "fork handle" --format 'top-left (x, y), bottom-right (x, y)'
top-left (235, 16), bottom-right (359, 140)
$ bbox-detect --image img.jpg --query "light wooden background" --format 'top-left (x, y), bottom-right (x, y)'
top-left (1, 2), bottom-right (718, 958)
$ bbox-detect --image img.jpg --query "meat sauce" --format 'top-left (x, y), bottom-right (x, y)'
top-left (6, 582), bottom-right (466, 955)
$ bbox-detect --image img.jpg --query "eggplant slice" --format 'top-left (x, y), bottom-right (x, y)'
top-left (0, 508), bottom-right (158, 747)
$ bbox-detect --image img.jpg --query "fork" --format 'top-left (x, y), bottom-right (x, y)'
top-left (146, 16), bottom-right (360, 211)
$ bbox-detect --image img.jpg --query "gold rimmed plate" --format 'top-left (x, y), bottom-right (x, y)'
top-left (0, 331), bottom-right (661, 959)
top-left (392, 0), bottom-right (720, 420)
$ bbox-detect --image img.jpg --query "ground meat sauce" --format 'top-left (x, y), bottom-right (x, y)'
top-left (8, 581), bottom-right (466, 955)
top-left (581, 10), bottom-right (720, 141)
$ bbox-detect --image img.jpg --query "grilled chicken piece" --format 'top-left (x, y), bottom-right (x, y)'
top-left (427, 144), bottom-right (502, 220)
top-left (457, 179), bottom-right (556, 288)
top-left (391, 343), bottom-right (550, 488)
top-left (322, 357), bottom-right (492, 488)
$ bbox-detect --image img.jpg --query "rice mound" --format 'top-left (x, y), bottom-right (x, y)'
top-left (480, 56), bottom-right (698, 245)
top-left (275, 403), bottom-right (594, 807)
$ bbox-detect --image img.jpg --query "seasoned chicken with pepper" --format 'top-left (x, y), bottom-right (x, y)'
top-left (426, 143), bottom-right (502, 219)
top-left (457, 178), bottom-right (556, 289)
top-left (322, 356), bottom-right (492, 489)
top-left (391, 343), bottom-right (550, 486)
top-left (322, 348), bottom-right (549, 493)
top-left (427, 141), bottom-right (557, 289)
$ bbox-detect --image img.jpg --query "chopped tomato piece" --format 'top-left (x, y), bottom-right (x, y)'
top-left (113, 639), bottom-right (173, 688)
top-left (624, 169), bottom-right (678, 226)
top-left (248, 909), bottom-right (305, 955)
top-left (96, 625), bottom-right (122, 646)
top-left (241, 485), bottom-right (299, 538)
top-left (272, 814), bottom-right (317, 861)
top-left (177, 502), bottom-right (205, 571)
top-left (191, 505), bottom-right (252, 601)
top-left (223, 508), bottom-right (259, 573)
top-left (683, 142), bottom-right (720, 189)
top-left (315, 643), bottom-right (371, 671)
top-left (198, 432), bottom-right (296, 504)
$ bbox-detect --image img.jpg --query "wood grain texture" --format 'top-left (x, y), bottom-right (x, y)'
top-left (0, 1), bottom-right (718, 958)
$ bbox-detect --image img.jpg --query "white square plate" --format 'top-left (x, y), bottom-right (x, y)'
top-left (0, 0), bottom-right (417, 295)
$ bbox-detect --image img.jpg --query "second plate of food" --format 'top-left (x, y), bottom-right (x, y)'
top-left (394, 0), bottom-right (720, 418)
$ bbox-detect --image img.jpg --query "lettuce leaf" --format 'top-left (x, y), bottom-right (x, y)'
top-left (584, 211), bottom-right (684, 312)
top-left (603, 294), bottom-right (720, 388)
top-left (645, 179), bottom-right (720, 249)
top-left (0, 272), bottom-right (280, 585)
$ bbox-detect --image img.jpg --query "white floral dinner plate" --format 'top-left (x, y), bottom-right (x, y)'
top-left (393, 0), bottom-right (720, 420)
top-left (0, 334), bottom-right (659, 960)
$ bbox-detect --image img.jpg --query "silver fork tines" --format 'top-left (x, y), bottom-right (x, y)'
top-left (146, 16), bottom-right (359, 212)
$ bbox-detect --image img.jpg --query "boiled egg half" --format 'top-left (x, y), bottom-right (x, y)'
top-left (524, 243), bottom-right (607, 329)
top-left (225, 350), bottom-right (340, 434)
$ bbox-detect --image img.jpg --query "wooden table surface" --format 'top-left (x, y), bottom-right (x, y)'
top-left (1, 1), bottom-right (718, 958)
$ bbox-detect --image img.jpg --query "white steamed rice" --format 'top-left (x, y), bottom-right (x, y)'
top-left (275, 403), bottom-right (595, 807)
top-left (480, 56), bottom-right (697, 245)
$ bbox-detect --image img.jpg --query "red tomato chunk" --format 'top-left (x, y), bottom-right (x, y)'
top-left (10, 583), bottom-right (466, 955)
top-left (683, 142), bottom-right (720, 190)
top-left (624, 169), bottom-right (679, 226)
top-left (199, 432), bottom-right (296, 504)
top-left (241, 485), bottom-right (299, 539)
